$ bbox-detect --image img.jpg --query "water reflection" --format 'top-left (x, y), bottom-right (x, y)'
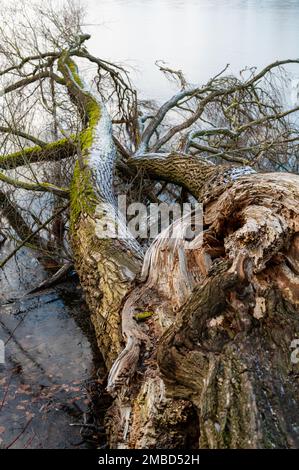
top-left (0, 245), bottom-right (106, 449)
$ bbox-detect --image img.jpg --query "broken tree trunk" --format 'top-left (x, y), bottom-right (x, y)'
top-left (61, 52), bottom-right (299, 448)
top-left (157, 172), bottom-right (299, 448)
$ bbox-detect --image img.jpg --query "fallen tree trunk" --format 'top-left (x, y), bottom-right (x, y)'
top-left (53, 51), bottom-right (299, 448)
top-left (104, 171), bottom-right (299, 448)
top-left (157, 172), bottom-right (299, 448)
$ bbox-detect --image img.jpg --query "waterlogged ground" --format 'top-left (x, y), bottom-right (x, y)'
top-left (0, 244), bottom-right (107, 449)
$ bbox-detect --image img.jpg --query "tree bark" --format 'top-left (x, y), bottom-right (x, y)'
top-left (58, 53), bottom-right (299, 448)
top-left (158, 172), bottom-right (299, 448)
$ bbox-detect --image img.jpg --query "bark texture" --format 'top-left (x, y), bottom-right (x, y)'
top-left (106, 172), bottom-right (299, 448)
top-left (57, 50), bottom-right (143, 368)
top-left (59, 54), bottom-right (299, 448)
top-left (158, 172), bottom-right (299, 448)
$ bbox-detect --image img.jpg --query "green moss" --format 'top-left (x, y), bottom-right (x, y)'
top-left (1, 53), bottom-right (102, 231)
top-left (70, 99), bottom-right (101, 230)
top-left (86, 98), bottom-right (101, 126)
top-left (67, 60), bottom-right (84, 88)
top-left (133, 311), bottom-right (154, 322)
top-left (57, 53), bottom-right (103, 232)
top-left (70, 161), bottom-right (98, 230)
top-left (0, 135), bottom-right (80, 169)
top-left (0, 144), bottom-right (41, 162)
top-left (46, 137), bottom-right (70, 151)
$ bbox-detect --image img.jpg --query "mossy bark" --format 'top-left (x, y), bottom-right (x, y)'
top-left (58, 53), bottom-right (299, 448)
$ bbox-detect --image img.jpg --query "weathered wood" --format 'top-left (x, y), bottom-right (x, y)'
top-left (57, 51), bottom-right (299, 448)
top-left (105, 171), bottom-right (299, 448)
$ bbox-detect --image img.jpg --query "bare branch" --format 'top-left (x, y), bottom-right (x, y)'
top-left (0, 136), bottom-right (77, 169)
top-left (0, 170), bottom-right (69, 197)
top-left (0, 125), bottom-right (46, 147)
top-left (1, 70), bottom-right (65, 95)
top-left (0, 203), bottom-right (69, 269)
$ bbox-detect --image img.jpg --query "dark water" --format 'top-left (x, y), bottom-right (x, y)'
top-left (0, 245), bottom-right (107, 449)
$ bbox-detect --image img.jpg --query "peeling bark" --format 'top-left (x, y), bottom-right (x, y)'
top-left (155, 172), bottom-right (299, 448)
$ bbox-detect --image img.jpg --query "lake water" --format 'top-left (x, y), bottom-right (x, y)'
top-left (0, 245), bottom-right (108, 449)
top-left (85, 0), bottom-right (299, 101)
